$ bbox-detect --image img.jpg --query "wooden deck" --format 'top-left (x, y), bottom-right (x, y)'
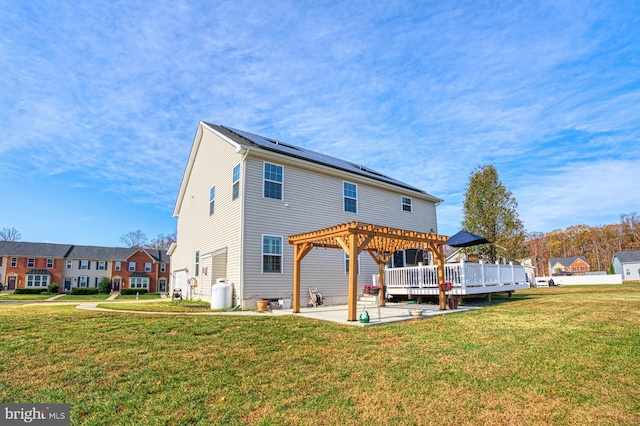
top-left (385, 260), bottom-right (530, 297)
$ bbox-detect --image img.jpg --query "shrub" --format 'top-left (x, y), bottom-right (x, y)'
top-left (71, 288), bottom-right (100, 295)
top-left (14, 288), bottom-right (49, 294)
top-left (98, 277), bottom-right (112, 294)
top-left (48, 283), bottom-right (59, 294)
top-left (120, 288), bottom-right (149, 295)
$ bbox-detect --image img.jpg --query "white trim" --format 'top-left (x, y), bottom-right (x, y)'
top-left (261, 234), bottom-right (283, 274)
top-left (343, 181), bottom-right (358, 213)
top-left (263, 161), bottom-right (284, 200)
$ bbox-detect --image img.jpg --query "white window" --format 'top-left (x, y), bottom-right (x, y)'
top-left (195, 250), bottom-right (200, 276)
top-left (27, 258), bottom-right (35, 268)
top-left (345, 253), bottom-right (361, 275)
top-left (401, 196), bottom-right (412, 212)
top-left (78, 276), bottom-right (89, 288)
top-left (130, 277), bottom-right (149, 289)
top-left (26, 275), bottom-right (49, 287)
top-left (209, 186), bottom-right (216, 216)
top-left (232, 163), bottom-right (241, 200)
top-left (115, 261), bottom-right (121, 271)
top-left (263, 162), bottom-right (283, 200)
top-left (262, 235), bottom-right (283, 273)
top-left (46, 258), bottom-right (54, 268)
top-left (343, 182), bottom-right (357, 213)
top-left (80, 260), bottom-right (89, 270)
top-left (66, 259), bottom-right (72, 269)
top-left (145, 262), bottom-right (152, 272)
top-left (97, 261), bottom-right (107, 271)
top-left (11, 257), bottom-right (17, 267)
top-left (160, 263), bottom-right (166, 272)
top-left (128, 262), bottom-right (136, 272)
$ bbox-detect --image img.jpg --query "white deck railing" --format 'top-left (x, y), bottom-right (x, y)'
top-left (384, 260), bottom-right (528, 296)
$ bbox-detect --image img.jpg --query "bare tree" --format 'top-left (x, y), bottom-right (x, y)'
top-left (0, 227), bottom-right (22, 241)
top-left (119, 230), bottom-right (148, 248)
top-left (146, 232), bottom-right (176, 251)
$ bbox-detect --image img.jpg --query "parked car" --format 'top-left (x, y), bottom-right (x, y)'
top-left (535, 278), bottom-right (549, 288)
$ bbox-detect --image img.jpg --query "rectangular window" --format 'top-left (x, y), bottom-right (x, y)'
top-left (46, 258), bottom-right (54, 268)
top-left (11, 257), bottom-right (17, 268)
top-left (66, 259), bottom-right (72, 269)
top-left (581, 266), bottom-right (586, 271)
top-left (27, 275), bottom-right (49, 287)
top-left (80, 260), bottom-right (89, 270)
top-left (128, 262), bottom-right (136, 272)
top-left (262, 235), bottom-right (283, 273)
top-left (209, 186), bottom-right (216, 216)
top-left (195, 250), bottom-right (200, 277)
top-left (572, 267), bottom-right (578, 272)
top-left (160, 263), bottom-right (166, 272)
top-left (27, 258), bottom-right (35, 268)
top-left (402, 196), bottom-right (412, 212)
top-left (232, 163), bottom-right (241, 200)
top-left (343, 182), bottom-right (357, 213)
top-left (263, 162), bottom-right (283, 200)
top-left (130, 277), bottom-right (149, 289)
top-left (115, 261), bottom-right (121, 271)
top-left (78, 276), bottom-right (89, 288)
top-left (145, 262), bottom-right (152, 272)
top-left (344, 254), bottom-right (361, 275)
top-left (97, 261), bottom-right (107, 271)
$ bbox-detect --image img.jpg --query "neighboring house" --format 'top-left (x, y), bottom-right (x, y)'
top-left (0, 241), bottom-right (170, 292)
top-left (612, 250), bottom-right (640, 281)
top-left (548, 256), bottom-right (590, 276)
top-left (170, 122), bottom-right (442, 309)
top-left (0, 242), bottom-right (70, 291)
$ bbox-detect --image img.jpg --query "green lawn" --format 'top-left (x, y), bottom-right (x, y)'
top-left (1, 283), bottom-right (638, 425)
top-left (100, 299), bottom-right (214, 312)
top-left (57, 294), bottom-right (112, 301)
top-left (115, 292), bottom-right (162, 300)
top-left (0, 293), bottom-right (55, 301)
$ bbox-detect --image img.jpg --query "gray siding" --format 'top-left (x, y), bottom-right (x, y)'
top-left (242, 151), bottom-right (438, 307)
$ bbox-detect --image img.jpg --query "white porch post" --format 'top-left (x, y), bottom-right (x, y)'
top-left (480, 260), bottom-right (485, 287)
top-left (510, 261), bottom-right (515, 285)
top-left (496, 261), bottom-right (501, 286)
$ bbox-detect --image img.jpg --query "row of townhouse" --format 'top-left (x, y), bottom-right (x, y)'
top-left (0, 241), bottom-right (170, 293)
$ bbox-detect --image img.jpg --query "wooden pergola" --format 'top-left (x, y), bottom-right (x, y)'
top-left (288, 221), bottom-right (450, 321)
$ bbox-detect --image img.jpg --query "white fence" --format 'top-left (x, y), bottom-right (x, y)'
top-left (385, 260), bottom-right (529, 296)
top-left (537, 275), bottom-right (622, 286)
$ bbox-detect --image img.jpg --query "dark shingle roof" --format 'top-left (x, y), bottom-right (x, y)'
top-left (26, 269), bottom-right (51, 275)
top-left (613, 250), bottom-right (640, 263)
top-left (0, 241), bottom-right (72, 257)
top-left (204, 123), bottom-right (441, 199)
top-left (66, 245), bottom-right (136, 261)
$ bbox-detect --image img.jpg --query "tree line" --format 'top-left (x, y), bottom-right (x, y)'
top-left (526, 212), bottom-right (640, 275)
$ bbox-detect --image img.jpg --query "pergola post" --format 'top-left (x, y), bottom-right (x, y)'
top-left (293, 243), bottom-right (313, 313)
top-left (436, 244), bottom-right (446, 310)
top-left (347, 232), bottom-right (358, 321)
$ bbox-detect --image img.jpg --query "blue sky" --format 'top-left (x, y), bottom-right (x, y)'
top-left (1, 1), bottom-right (639, 247)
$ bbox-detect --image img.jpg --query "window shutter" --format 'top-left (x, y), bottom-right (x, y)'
top-left (78, 261), bottom-right (81, 269)
top-left (87, 261), bottom-right (91, 270)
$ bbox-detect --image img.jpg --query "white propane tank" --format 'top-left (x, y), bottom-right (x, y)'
top-left (211, 278), bottom-right (232, 309)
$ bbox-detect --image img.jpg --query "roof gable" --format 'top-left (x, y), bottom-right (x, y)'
top-left (548, 256), bottom-right (589, 267)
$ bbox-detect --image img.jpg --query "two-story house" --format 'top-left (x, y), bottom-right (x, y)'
top-left (170, 122), bottom-right (443, 309)
top-left (0, 242), bottom-right (69, 291)
top-left (612, 250), bottom-right (640, 281)
top-left (0, 241), bottom-right (170, 292)
top-left (548, 256), bottom-right (590, 276)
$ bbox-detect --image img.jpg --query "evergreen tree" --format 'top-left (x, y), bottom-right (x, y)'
top-left (461, 165), bottom-right (528, 263)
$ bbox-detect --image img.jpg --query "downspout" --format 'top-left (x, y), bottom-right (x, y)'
top-left (238, 148), bottom-right (250, 309)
